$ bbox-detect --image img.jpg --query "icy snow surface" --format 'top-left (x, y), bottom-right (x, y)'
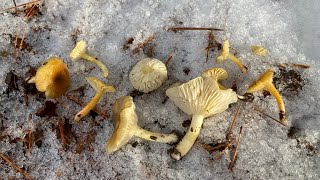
top-left (0, 0), bottom-right (319, 179)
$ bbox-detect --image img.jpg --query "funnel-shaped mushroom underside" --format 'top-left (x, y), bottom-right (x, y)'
top-left (107, 96), bottom-right (138, 153)
top-left (70, 40), bottom-right (87, 60)
top-left (166, 77), bottom-right (238, 118)
top-left (201, 68), bottom-right (228, 81)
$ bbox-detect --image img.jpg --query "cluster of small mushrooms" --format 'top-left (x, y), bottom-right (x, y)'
top-left (27, 39), bottom-right (287, 160)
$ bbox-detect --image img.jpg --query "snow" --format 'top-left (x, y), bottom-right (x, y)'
top-left (0, 0), bottom-right (319, 179)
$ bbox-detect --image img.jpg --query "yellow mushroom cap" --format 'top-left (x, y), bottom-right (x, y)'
top-left (106, 96), bottom-right (138, 153)
top-left (201, 68), bottom-right (228, 81)
top-left (86, 77), bottom-right (116, 93)
top-left (251, 45), bottom-right (267, 56)
top-left (30, 57), bottom-right (70, 99)
top-left (129, 58), bottom-right (167, 93)
top-left (247, 69), bottom-right (274, 93)
top-left (70, 40), bottom-right (87, 60)
top-left (166, 76), bottom-right (238, 118)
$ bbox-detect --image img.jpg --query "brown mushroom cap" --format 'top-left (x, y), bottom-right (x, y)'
top-left (31, 57), bottom-right (70, 99)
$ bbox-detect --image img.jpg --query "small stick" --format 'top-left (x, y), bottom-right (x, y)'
top-left (167, 27), bottom-right (224, 31)
top-left (228, 126), bottom-right (243, 171)
top-left (14, 25), bottom-right (21, 48)
top-left (0, 153), bottom-right (32, 180)
top-left (164, 51), bottom-right (174, 66)
top-left (26, 4), bottom-right (36, 18)
top-left (19, 26), bottom-right (27, 50)
top-left (58, 116), bottom-right (70, 150)
top-left (276, 63), bottom-right (310, 69)
top-left (65, 94), bottom-right (109, 119)
top-left (254, 106), bottom-right (286, 126)
top-left (1, 0), bottom-right (42, 11)
top-left (12, 0), bottom-right (17, 13)
top-left (226, 106), bottom-right (240, 141)
top-left (205, 31), bottom-right (215, 63)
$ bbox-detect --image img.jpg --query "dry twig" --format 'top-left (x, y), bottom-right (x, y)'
top-left (133, 33), bottom-right (156, 53)
top-left (164, 51), bottom-right (175, 66)
top-left (254, 106), bottom-right (286, 126)
top-left (228, 126), bottom-right (243, 171)
top-left (167, 27), bottom-right (224, 31)
top-left (0, 153), bottom-right (32, 180)
top-left (1, 0), bottom-right (43, 12)
top-left (226, 106), bottom-right (240, 140)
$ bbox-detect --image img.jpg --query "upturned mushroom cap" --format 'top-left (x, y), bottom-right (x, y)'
top-left (30, 57), bottom-right (70, 99)
top-left (251, 45), bottom-right (267, 56)
top-left (247, 69), bottom-right (273, 93)
top-left (106, 96), bottom-right (138, 153)
top-left (166, 76), bottom-right (238, 118)
top-left (201, 68), bottom-right (228, 81)
top-left (70, 40), bottom-right (87, 60)
top-left (86, 77), bottom-right (116, 93)
top-left (129, 58), bottom-right (167, 93)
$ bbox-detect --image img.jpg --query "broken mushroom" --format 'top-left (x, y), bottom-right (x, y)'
top-left (251, 45), bottom-right (267, 56)
top-left (246, 69), bottom-right (287, 125)
top-left (74, 77), bottom-right (116, 122)
top-left (28, 57), bottom-right (70, 99)
top-left (70, 40), bottom-right (109, 77)
top-left (106, 96), bottom-right (178, 153)
top-left (217, 40), bottom-right (248, 73)
top-left (166, 72), bottom-right (238, 160)
top-left (129, 58), bottom-right (167, 93)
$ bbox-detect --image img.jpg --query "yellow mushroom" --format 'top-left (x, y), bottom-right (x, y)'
top-left (217, 40), bottom-right (248, 73)
top-left (28, 57), bottom-right (70, 99)
top-left (70, 40), bottom-right (109, 78)
top-left (201, 67), bottom-right (229, 90)
top-left (129, 58), bottom-right (167, 93)
top-left (74, 77), bottom-right (116, 122)
top-left (166, 70), bottom-right (238, 160)
top-left (106, 96), bottom-right (178, 153)
top-left (246, 69), bottom-right (287, 125)
top-left (251, 45), bottom-right (267, 56)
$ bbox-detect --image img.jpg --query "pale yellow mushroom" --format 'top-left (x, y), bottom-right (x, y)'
top-left (28, 57), bottom-right (70, 99)
top-left (70, 40), bottom-right (109, 77)
top-left (166, 69), bottom-right (238, 160)
top-left (74, 77), bottom-right (116, 122)
top-left (246, 69), bottom-right (287, 125)
top-left (251, 45), bottom-right (267, 56)
top-left (129, 58), bottom-right (167, 93)
top-left (106, 96), bottom-right (178, 153)
top-left (217, 40), bottom-right (248, 73)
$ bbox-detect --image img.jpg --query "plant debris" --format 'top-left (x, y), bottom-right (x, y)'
top-left (166, 27), bottom-right (224, 32)
top-left (0, 153), bottom-right (32, 180)
top-left (75, 129), bottom-right (97, 154)
top-left (133, 34), bottom-right (156, 53)
top-left (228, 126), bottom-right (243, 171)
top-left (56, 117), bottom-right (74, 150)
top-left (35, 100), bottom-right (58, 118)
top-left (273, 68), bottom-right (305, 97)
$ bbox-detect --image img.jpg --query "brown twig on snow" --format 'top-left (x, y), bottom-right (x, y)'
top-left (0, 153), bottom-right (32, 180)
top-left (14, 25), bottom-right (21, 48)
top-left (133, 33), bottom-right (156, 53)
top-left (164, 51), bottom-right (175, 66)
top-left (1, 0), bottom-right (43, 12)
top-left (205, 31), bottom-right (215, 63)
top-left (254, 106), bottom-right (286, 126)
top-left (20, 26), bottom-right (27, 50)
top-left (276, 63), bottom-right (310, 69)
top-left (226, 106), bottom-right (240, 141)
top-left (65, 94), bottom-right (109, 119)
top-left (58, 116), bottom-right (70, 150)
top-left (27, 113), bottom-right (33, 153)
top-left (167, 27), bottom-right (224, 31)
top-left (12, 0), bottom-right (17, 13)
top-left (228, 126), bottom-right (243, 171)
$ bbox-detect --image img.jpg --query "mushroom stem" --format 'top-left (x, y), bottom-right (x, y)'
top-left (81, 53), bottom-right (109, 78)
top-left (227, 54), bottom-right (247, 73)
top-left (171, 114), bottom-right (204, 160)
top-left (74, 89), bottom-right (104, 122)
top-left (264, 83), bottom-right (287, 125)
top-left (135, 127), bottom-right (178, 143)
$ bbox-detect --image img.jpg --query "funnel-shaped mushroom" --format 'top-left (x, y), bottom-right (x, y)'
top-left (246, 69), bottom-right (287, 125)
top-left (166, 75), bottom-right (238, 160)
top-left (70, 40), bottom-right (109, 77)
top-left (129, 58), bottom-right (167, 93)
top-left (217, 40), bottom-right (247, 73)
top-left (201, 67), bottom-right (228, 90)
top-left (28, 57), bottom-right (70, 99)
top-left (74, 77), bottom-right (116, 122)
top-left (106, 96), bottom-right (178, 153)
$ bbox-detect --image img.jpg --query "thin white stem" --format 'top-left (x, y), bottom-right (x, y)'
top-left (171, 114), bottom-right (204, 160)
top-left (135, 127), bottom-right (178, 143)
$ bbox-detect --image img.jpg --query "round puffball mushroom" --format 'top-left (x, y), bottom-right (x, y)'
top-left (28, 57), bottom-right (70, 99)
top-left (106, 96), bottom-right (178, 153)
top-left (74, 77), bottom-right (116, 122)
top-left (129, 58), bottom-right (167, 93)
top-left (70, 40), bottom-right (109, 78)
top-left (166, 68), bottom-right (238, 160)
